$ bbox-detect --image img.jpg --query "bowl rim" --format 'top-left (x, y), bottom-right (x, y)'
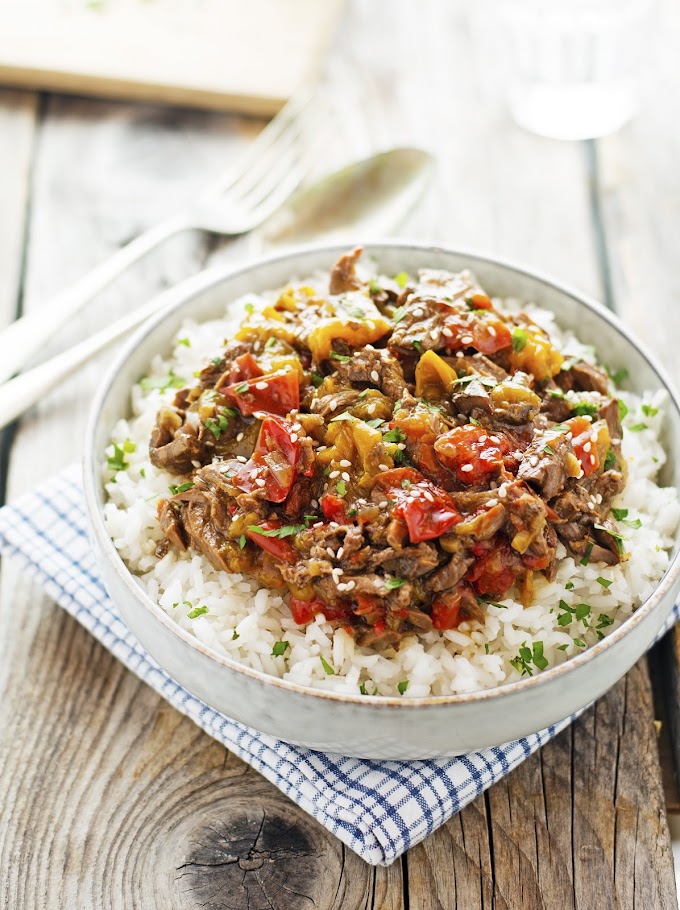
top-left (84, 238), bottom-right (680, 709)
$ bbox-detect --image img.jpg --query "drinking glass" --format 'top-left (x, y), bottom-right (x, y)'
top-left (471, 0), bottom-right (658, 140)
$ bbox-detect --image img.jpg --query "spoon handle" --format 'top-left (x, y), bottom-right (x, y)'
top-left (0, 285), bottom-right (175, 430)
top-left (0, 214), bottom-right (188, 386)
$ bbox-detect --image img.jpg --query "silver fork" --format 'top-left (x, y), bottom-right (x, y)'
top-left (0, 91), bottom-right (317, 385)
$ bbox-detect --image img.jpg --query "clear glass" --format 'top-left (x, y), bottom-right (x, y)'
top-left (471, 0), bottom-right (657, 140)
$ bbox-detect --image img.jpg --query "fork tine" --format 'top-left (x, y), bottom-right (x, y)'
top-left (204, 87), bottom-right (315, 198)
top-left (225, 102), bottom-right (320, 205)
top-left (241, 121), bottom-right (335, 225)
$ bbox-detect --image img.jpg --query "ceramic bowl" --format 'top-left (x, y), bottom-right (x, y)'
top-left (84, 241), bottom-right (680, 759)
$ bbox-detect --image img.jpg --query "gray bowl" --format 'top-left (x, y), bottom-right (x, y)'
top-left (84, 241), bottom-right (680, 759)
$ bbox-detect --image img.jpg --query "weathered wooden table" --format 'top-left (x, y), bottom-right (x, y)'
top-left (2, 1), bottom-right (680, 906)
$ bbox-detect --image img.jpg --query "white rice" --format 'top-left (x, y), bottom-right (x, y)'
top-left (102, 279), bottom-right (680, 697)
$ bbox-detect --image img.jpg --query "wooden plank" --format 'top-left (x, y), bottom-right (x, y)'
top-left (0, 0), bottom-right (344, 116)
top-left (407, 663), bottom-right (677, 909)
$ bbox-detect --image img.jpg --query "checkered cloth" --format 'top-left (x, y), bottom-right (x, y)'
top-left (0, 464), bottom-right (677, 866)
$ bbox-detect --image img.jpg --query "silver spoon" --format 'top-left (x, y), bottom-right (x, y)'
top-left (0, 147), bottom-right (434, 429)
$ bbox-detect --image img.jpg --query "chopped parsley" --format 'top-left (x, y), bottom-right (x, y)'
top-left (392, 305), bottom-right (407, 324)
top-left (311, 370), bottom-right (324, 388)
top-left (107, 439), bottom-right (136, 473)
top-left (628, 422), bottom-right (648, 432)
top-left (510, 641), bottom-right (548, 676)
top-left (597, 613), bottom-right (615, 629)
top-left (573, 638), bottom-right (586, 648)
top-left (139, 467), bottom-right (146, 478)
top-left (511, 327), bottom-right (528, 352)
top-left (544, 444), bottom-right (554, 455)
top-left (469, 417), bottom-right (480, 426)
top-left (365, 417), bottom-right (385, 429)
top-left (412, 339), bottom-right (424, 353)
top-left (245, 302), bottom-right (255, 315)
top-left (382, 427), bottom-right (406, 444)
top-left (359, 682), bottom-right (372, 696)
top-left (642, 403), bottom-right (658, 417)
top-left (329, 351), bottom-right (352, 363)
top-left (238, 534), bottom-right (247, 549)
top-left (572, 402), bottom-right (599, 418)
top-left (607, 366), bottom-right (629, 386)
top-left (331, 412), bottom-right (356, 423)
top-left (604, 448), bottom-right (616, 471)
top-left (336, 480), bottom-right (347, 496)
top-left (557, 643), bottom-right (569, 651)
top-left (580, 541), bottom-right (594, 566)
top-left (272, 641), bottom-right (289, 657)
top-left (574, 603), bottom-right (591, 622)
top-left (397, 680), bottom-right (410, 695)
top-left (401, 479), bottom-right (412, 488)
top-left (348, 306), bottom-right (367, 320)
top-left (234, 382), bottom-right (249, 394)
top-left (565, 580), bottom-right (574, 590)
top-left (385, 577), bottom-right (407, 590)
top-left (169, 481), bottom-right (194, 495)
top-left (140, 370), bottom-right (186, 394)
top-left (596, 576), bottom-right (613, 588)
top-left (617, 399), bottom-right (628, 420)
top-left (247, 523), bottom-right (306, 539)
top-left (232, 630), bottom-right (240, 640)
top-left (368, 277), bottom-right (382, 294)
top-left (265, 337), bottom-right (277, 350)
top-left (187, 605), bottom-right (208, 619)
top-left (177, 337), bottom-right (190, 347)
top-left (394, 271), bottom-right (409, 288)
top-left (205, 414), bottom-right (229, 440)
top-left (320, 656), bottom-right (335, 675)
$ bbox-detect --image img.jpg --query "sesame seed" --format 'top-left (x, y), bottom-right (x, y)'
top-left (311, 499), bottom-right (318, 508)
top-left (330, 521), bottom-right (339, 528)
top-left (590, 454), bottom-right (596, 465)
top-left (236, 455), bottom-right (247, 463)
top-left (461, 335), bottom-right (473, 345)
top-left (488, 325), bottom-right (496, 336)
top-left (423, 490), bottom-right (435, 501)
top-left (583, 441), bottom-right (591, 452)
top-left (442, 327), bottom-right (453, 337)
top-left (497, 485), bottom-right (507, 499)
top-left (191, 459), bottom-right (201, 469)
top-left (430, 329), bottom-right (438, 340)
top-left (329, 470), bottom-right (340, 479)
top-left (333, 567), bottom-right (344, 577)
top-left (397, 442), bottom-right (406, 450)
top-left (255, 479), bottom-right (266, 487)
top-left (329, 400), bottom-right (339, 412)
top-left (473, 352), bottom-right (483, 359)
top-left (313, 521), bottom-right (324, 528)
top-left (336, 582), bottom-right (348, 591)
top-left (337, 547), bottom-right (344, 559)
top-left (412, 307), bottom-right (424, 317)
top-left (344, 580), bottom-right (356, 591)
top-left (378, 463), bottom-right (390, 471)
top-left (370, 370), bottom-right (380, 383)
top-left (566, 432), bottom-right (573, 441)
top-left (327, 547), bottom-right (335, 558)
top-left (339, 459), bottom-right (351, 467)
top-left (367, 403), bottom-right (377, 415)
top-left (529, 455), bottom-right (538, 467)
top-left (456, 351), bottom-right (464, 358)
top-left (255, 381), bottom-right (268, 390)
top-left (317, 445), bottom-right (328, 453)
top-left (236, 432), bottom-right (244, 442)
top-left (342, 472), bottom-right (350, 482)
top-left (479, 435), bottom-right (488, 443)
top-left (611, 437), bottom-right (621, 445)
top-left (461, 464), bottom-right (474, 472)
top-left (249, 469), bottom-right (258, 480)
top-left (486, 498), bottom-right (498, 507)
top-left (379, 500), bottom-right (389, 508)
top-left (292, 422), bottom-right (302, 431)
top-left (489, 435), bottom-right (500, 444)
top-left (290, 433), bottom-right (298, 443)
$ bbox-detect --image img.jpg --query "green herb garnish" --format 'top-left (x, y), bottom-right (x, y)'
top-left (272, 641), bottom-right (289, 657)
top-left (234, 382), bottom-right (249, 394)
top-left (565, 581), bottom-right (574, 590)
top-left (413, 339), bottom-right (424, 353)
top-left (385, 577), bottom-right (407, 590)
top-left (394, 271), bottom-right (409, 289)
top-left (169, 481), bottom-right (194, 495)
top-left (628, 422), bottom-right (648, 433)
top-left (205, 414), bottom-right (229, 440)
top-left (397, 680), bottom-right (410, 695)
top-left (580, 541), bottom-right (594, 566)
top-left (596, 577), bottom-right (613, 588)
top-left (511, 327), bottom-right (528, 352)
top-left (604, 448), bottom-right (616, 471)
top-left (177, 337), bottom-right (190, 347)
top-left (329, 351), bottom-right (352, 363)
top-left (642, 403), bottom-right (658, 417)
top-left (617, 399), bottom-right (628, 420)
top-left (392, 305), bottom-right (407, 324)
top-left (247, 523), bottom-right (306, 539)
top-left (572, 402), bottom-right (599, 418)
top-left (320, 656), bottom-right (335, 675)
top-left (187, 605), bottom-right (208, 619)
top-left (140, 370), bottom-right (185, 394)
top-left (382, 427), bottom-right (406, 444)
top-left (365, 418), bottom-right (385, 429)
top-left (336, 480), bottom-right (347, 496)
top-left (107, 439), bottom-right (136, 473)
top-left (265, 337), bottom-right (277, 350)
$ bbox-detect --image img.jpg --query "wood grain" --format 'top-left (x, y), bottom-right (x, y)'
top-left (0, 0), bottom-right (678, 907)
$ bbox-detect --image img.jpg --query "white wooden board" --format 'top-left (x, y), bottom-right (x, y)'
top-left (0, 0), bottom-right (344, 114)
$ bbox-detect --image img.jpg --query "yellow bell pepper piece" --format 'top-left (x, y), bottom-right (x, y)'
top-left (414, 350), bottom-right (458, 398)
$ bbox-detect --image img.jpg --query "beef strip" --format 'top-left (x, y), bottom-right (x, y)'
top-left (451, 379), bottom-right (492, 415)
top-left (329, 246), bottom-right (363, 295)
top-left (157, 499), bottom-right (188, 551)
top-left (149, 409), bottom-right (208, 474)
top-left (558, 359), bottom-right (610, 395)
top-left (334, 347), bottom-right (407, 399)
top-left (517, 427), bottom-right (574, 500)
top-left (424, 552), bottom-right (475, 594)
top-left (369, 543), bottom-right (440, 577)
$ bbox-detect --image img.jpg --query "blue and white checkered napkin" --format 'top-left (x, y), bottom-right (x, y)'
top-left (1, 464), bottom-right (678, 866)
